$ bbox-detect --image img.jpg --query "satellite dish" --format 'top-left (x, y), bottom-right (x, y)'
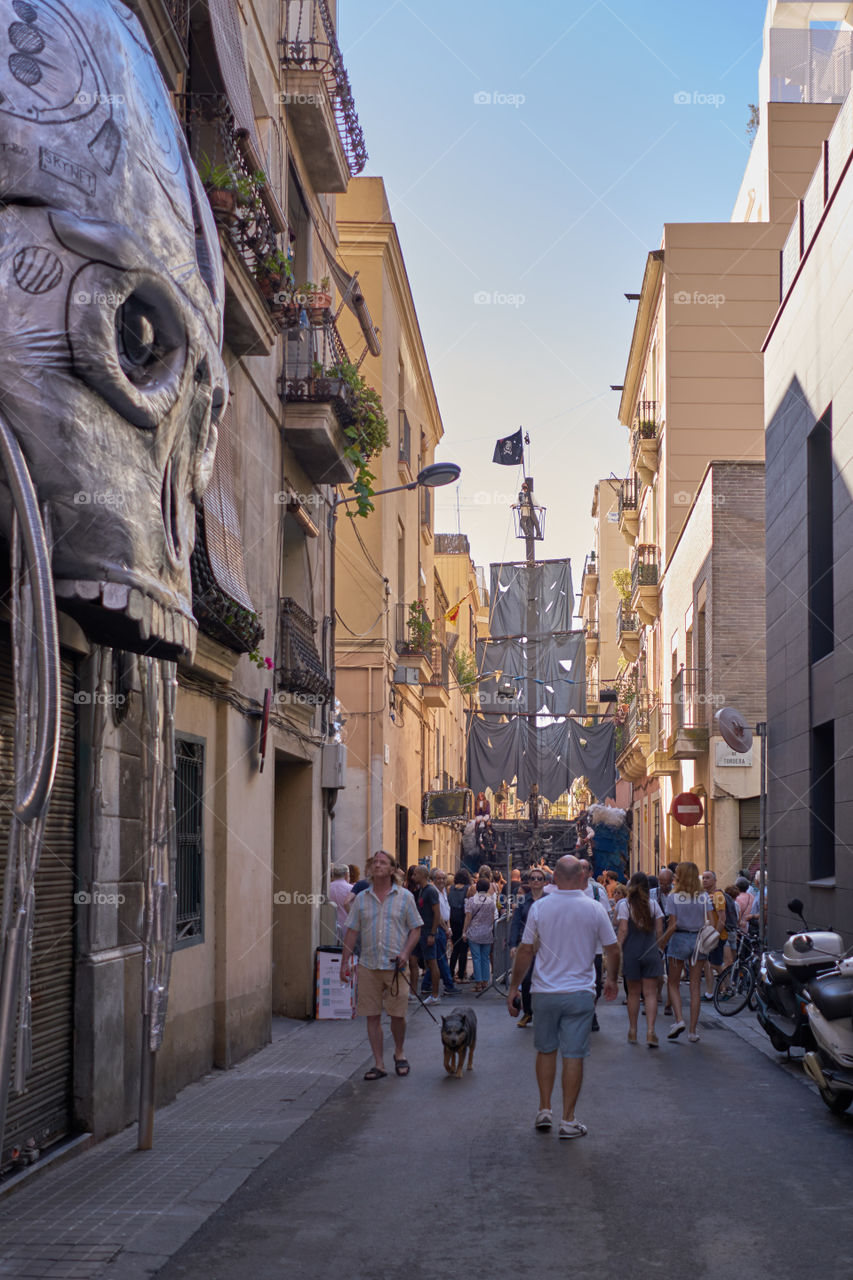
top-left (715, 706), bottom-right (753, 754)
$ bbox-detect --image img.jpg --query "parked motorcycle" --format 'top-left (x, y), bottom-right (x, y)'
top-left (754, 899), bottom-right (844, 1053)
top-left (802, 957), bottom-right (853, 1115)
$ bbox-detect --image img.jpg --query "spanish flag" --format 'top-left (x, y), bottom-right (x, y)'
top-left (445, 588), bottom-right (474, 624)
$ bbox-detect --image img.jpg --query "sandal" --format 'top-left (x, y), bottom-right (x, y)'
top-left (364, 1067), bottom-right (387, 1081)
top-left (394, 1057), bottom-right (410, 1076)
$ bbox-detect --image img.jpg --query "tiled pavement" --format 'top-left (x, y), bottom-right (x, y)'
top-left (0, 1016), bottom-right (371, 1280)
top-left (0, 992), bottom-right (822, 1280)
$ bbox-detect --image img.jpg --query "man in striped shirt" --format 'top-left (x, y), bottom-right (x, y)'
top-left (341, 850), bottom-right (423, 1080)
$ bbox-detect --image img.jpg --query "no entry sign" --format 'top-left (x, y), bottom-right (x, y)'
top-left (671, 792), bottom-right (704, 827)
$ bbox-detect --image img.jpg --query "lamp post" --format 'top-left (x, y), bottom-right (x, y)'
top-left (327, 460), bottom-right (462, 748)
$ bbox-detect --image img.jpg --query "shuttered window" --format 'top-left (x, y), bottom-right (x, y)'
top-left (0, 634), bottom-right (75, 1168)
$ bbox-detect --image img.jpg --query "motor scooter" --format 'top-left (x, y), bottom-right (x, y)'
top-left (754, 899), bottom-right (844, 1053)
top-left (802, 957), bottom-right (853, 1115)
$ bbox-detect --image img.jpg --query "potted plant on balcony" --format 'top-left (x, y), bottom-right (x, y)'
top-left (326, 358), bottom-right (390, 516)
top-left (404, 601), bottom-right (432, 654)
top-left (197, 153), bottom-right (240, 227)
top-left (254, 248), bottom-right (294, 313)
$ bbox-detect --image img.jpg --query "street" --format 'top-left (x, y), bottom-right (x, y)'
top-left (161, 992), bottom-right (853, 1280)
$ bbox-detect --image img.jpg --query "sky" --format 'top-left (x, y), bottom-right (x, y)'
top-left (338, 0), bottom-right (767, 609)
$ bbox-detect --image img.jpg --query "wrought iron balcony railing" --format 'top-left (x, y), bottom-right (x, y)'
top-left (649, 701), bottom-right (671, 754)
top-left (166, 0), bottom-right (189, 48)
top-left (183, 94), bottom-right (284, 308)
top-left (618, 476), bottom-right (639, 517)
top-left (280, 0), bottom-right (368, 176)
top-left (631, 544), bottom-right (660, 595)
top-left (627, 698), bottom-right (650, 740)
top-left (396, 602), bottom-right (433, 655)
top-left (279, 598), bottom-right (331, 702)
top-left (633, 400), bottom-right (658, 438)
top-left (672, 667), bottom-right (707, 731)
top-left (616, 601), bottom-right (639, 638)
top-left (280, 315), bottom-right (352, 417)
top-left (426, 643), bottom-right (450, 689)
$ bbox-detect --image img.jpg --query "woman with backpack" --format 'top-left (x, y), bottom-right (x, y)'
top-left (447, 869), bottom-right (472, 982)
top-left (463, 876), bottom-right (498, 992)
top-left (616, 872), bottom-right (665, 1047)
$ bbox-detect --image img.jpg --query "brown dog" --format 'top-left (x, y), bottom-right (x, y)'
top-left (441, 1007), bottom-right (477, 1078)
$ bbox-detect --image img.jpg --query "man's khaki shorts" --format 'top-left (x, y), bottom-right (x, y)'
top-left (356, 966), bottom-right (409, 1018)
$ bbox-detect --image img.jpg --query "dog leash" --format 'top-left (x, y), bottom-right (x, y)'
top-left (392, 962), bottom-right (439, 1023)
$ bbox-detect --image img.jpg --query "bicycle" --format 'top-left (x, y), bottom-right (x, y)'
top-left (713, 929), bottom-right (765, 1015)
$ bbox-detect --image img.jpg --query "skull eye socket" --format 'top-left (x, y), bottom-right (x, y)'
top-left (115, 290), bottom-right (183, 389)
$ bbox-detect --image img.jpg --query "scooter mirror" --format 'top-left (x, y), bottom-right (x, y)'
top-left (788, 898), bottom-right (805, 915)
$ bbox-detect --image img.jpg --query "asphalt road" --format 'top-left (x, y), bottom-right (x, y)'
top-left (160, 990), bottom-right (853, 1280)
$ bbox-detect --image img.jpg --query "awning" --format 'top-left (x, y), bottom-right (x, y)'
top-left (325, 254), bottom-right (381, 356)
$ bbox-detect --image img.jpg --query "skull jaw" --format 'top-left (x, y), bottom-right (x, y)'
top-left (54, 576), bottom-right (197, 661)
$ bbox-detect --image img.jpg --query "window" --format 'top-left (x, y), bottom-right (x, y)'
top-left (175, 738), bottom-right (204, 944)
top-left (810, 721), bottom-right (835, 881)
top-left (807, 409), bottom-right (834, 663)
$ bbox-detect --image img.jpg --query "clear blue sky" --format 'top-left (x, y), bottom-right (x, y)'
top-left (340, 0), bottom-right (766, 607)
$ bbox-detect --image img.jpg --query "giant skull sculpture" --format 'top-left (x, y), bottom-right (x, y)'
top-left (0, 0), bottom-right (227, 660)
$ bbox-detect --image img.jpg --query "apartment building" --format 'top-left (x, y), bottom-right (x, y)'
top-left (333, 179), bottom-right (471, 874)
top-left (764, 81), bottom-right (853, 946)
top-left (612, 0), bottom-right (847, 872)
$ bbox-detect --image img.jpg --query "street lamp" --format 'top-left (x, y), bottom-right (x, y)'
top-left (328, 460), bottom-right (461, 740)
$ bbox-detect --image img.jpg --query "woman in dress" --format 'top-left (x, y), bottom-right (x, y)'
top-left (463, 876), bottom-right (498, 991)
top-left (616, 872), bottom-right (664, 1046)
top-left (659, 860), bottom-right (724, 1042)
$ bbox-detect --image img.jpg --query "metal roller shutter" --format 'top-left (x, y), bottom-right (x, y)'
top-left (0, 630), bottom-right (76, 1168)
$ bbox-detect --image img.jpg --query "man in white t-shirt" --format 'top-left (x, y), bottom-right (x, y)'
top-left (507, 855), bottom-right (619, 1140)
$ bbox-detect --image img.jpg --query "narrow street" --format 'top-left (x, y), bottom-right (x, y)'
top-left (160, 994), bottom-right (853, 1280)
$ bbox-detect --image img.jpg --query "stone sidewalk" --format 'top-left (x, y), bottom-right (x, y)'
top-left (0, 1016), bottom-right (371, 1280)
top-left (0, 988), bottom-right (820, 1280)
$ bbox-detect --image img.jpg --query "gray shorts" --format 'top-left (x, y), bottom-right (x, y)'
top-left (531, 991), bottom-right (595, 1059)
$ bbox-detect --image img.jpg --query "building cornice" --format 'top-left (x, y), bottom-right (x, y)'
top-left (618, 250), bottom-right (664, 426)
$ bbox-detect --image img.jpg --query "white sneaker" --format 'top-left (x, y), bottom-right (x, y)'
top-left (534, 1109), bottom-right (553, 1130)
top-left (424, 995), bottom-right (441, 1005)
top-left (667, 1021), bottom-right (686, 1040)
top-left (559, 1119), bottom-right (588, 1140)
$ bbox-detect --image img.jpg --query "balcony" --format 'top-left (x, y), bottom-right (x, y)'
top-left (616, 697), bottom-right (650, 782)
top-left (279, 599), bottom-right (332, 706)
top-left (280, 316), bottom-right (357, 485)
top-left (617, 476), bottom-right (640, 544)
top-left (630, 544), bottom-right (660, 625)
top-left (126, 0), bottom-right (188, 88)
top-left (420, 484), bottom-right (432, 544)
top-left (394, 602), bottom-right (433, 683)
top-left (670, 668), bottom-right (709, 759)
top-left (630, 400), bottom-right (659, 488)
top-left (647, 703), bottom-right (678, 778)
top-left (616, 601), bottom-right (640, 662)
top-left (399, 410), bottom-right (412, 480)
top-left (770, 27), bottom-right (853, 105)
top-left (184, 94), bottom-right (288, 357)
top-left (280, 0), bottom-right (368, 193)
top-left (584, 620), bottom-right (599, 658)
top-left (422, 643), bottom-right (450, 708)
top-left (580, 551), bottom-right (598, 599)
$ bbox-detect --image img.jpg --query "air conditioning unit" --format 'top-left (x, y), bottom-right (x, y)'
top-left (321, 744), bottom-right (347, 790)
top-left (393, 666), bottom-right (420, 685)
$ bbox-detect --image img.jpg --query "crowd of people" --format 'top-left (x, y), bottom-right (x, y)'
top-left (338, 849), bottom-right (766, 1130)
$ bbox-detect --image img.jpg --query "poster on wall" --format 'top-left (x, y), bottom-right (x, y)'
top-left (315, 948), bottom-right (357, 1019)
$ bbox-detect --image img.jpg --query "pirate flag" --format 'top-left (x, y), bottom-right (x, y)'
top-left (492, 428), bottom-right (524, 466)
